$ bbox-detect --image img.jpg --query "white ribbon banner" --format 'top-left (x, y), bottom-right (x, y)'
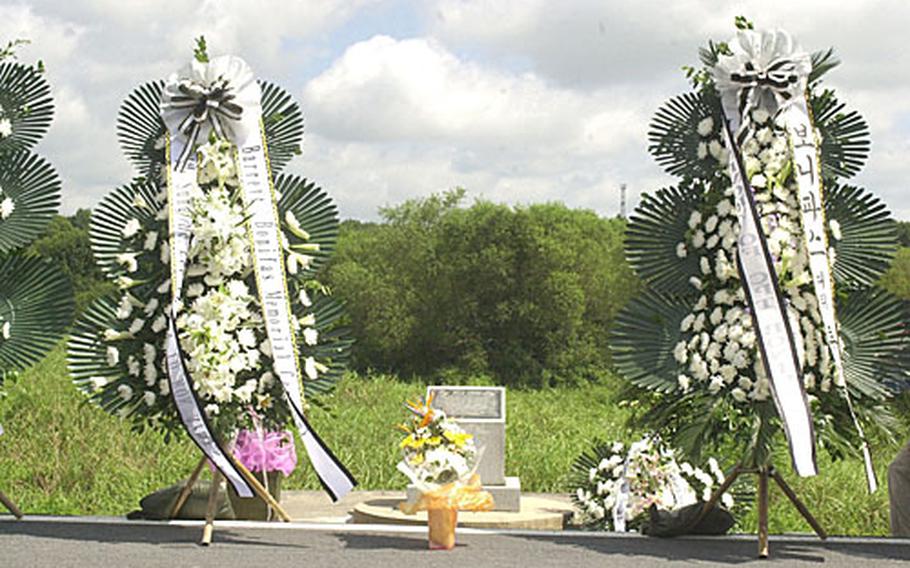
top-left (235, 116), bottom-right (356, 502)
top-left (713, 28), bottom-right (875, 489)
top-left (722, 119), bottom-right (818, 477)
top-left (782, 101), bottom-right (878, 492)
top-left (164, 146), bottom-right (254, 498)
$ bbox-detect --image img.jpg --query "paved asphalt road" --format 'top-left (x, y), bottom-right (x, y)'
top-left (2, 517), bottom-right (910, 567)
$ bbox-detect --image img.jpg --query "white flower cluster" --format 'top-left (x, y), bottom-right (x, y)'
top-left (674, 108), bottom-right (835, 405)
top-left (93, 136), bottom-right (324, 433)
top-left (0, 185), bottom-right (13, 220)
top-left (574, 437), bottom-right (733, 531)
top-left (0, 317), bottom-right (9, 342)
top-left (0, 103), bottom-right (11, 139)
top-left (695, 116), bottom-right (729, 164)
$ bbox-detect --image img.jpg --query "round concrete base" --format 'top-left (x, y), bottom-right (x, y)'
top-left (351, 496), bottom-right (573, 530)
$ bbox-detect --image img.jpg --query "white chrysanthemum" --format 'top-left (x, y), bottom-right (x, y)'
top-left (122, 218), bottom-right (141, 238)
top-left (696, 116), bottom-right (714, 137)
top-left (304, 356), bottom-right (319, 379)
top-left (106, 346), bottom-right (120, 367)
top-left (0, 196), bottom-right (15, 220)
top-left (237, 327), bottom-right (257, 348)
top-left (116, 253), bottom-right (139, 273)
top-left (127, 355), bottom-right (141, 377)
top-left (677, 374), bottom-right (691, 392)
top-left (144, 231), bottom-right (158, 251)
top-left (117, 384), bottom-right (134, 401)
top-left (676, 242), bottom-right (687, 258)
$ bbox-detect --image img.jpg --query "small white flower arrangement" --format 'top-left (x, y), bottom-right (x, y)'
top-left (0, 185), bottom-right (13, 220)
top-left (571, 436), bottom-right (733, 531)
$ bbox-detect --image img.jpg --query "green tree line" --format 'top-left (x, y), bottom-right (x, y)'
top-left (23, 196), bottom-right (910, 389)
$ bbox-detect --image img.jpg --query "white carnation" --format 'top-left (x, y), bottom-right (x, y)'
top-left (122, 218), bottom-right (141, 238)
top-left (117, 384), bottom-right (134, 401)
top-left (696, 116), bottom-right (714, 137)
top-left (0, 197), bottom-right (13, 220)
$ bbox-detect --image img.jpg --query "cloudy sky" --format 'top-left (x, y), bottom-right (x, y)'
top-left (1, 0), bottom-right (908, 220)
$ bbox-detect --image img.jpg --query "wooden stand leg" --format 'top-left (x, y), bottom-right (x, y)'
top-left (0, 489), bottom-right (23, 519)
top-left (200, 469), bottom-right (222, 546)
top-left (770, 467), bottom-right (827, 540)
top-left (757, 468), bottom-right (770, 559)
top-left (696, 463), bottom-right (826, 559)
top-left (169, 456), bottom-right (207, 519)
top-left (230, 456), bottom-right (292, 522)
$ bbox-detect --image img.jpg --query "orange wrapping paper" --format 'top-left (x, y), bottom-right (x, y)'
top-left (399, 474), bottom-right (494, 550)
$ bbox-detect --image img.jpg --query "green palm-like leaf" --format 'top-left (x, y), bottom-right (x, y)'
top-left (839, 288), bottom-right (910, 397)
top-left (89, 178), bottom-right (162, 276)
top-left (625, 186), bottom-right (701, 295)
top-left (809, 49), bottom-right (840, 85)
top-left (296, 293), bottom-right (353, 397)
top-left (826, 184), bottom-right (897, 289)
top-left (0, 151), bottom-right (61, 253)
top-left (0, 253), bottom-right (73, 376)
top-left (117, 80), bottom-right (166, 179)
top-left (610, 289), bottom-right (691, 394)
top-left (276, 175), bottom-right (339, 277)
top-left (261, 81), bottom-right (304, 174)
top-left (812, 89), bottom-right (871, 180)
top-left (67, 295), bottom-right (152, 419)
top-left (117, 80), bottom-right (304, 177)
top-left (0, 62), bottom-right (53, 153)
top-left (648, 91), bottom-right (722, 179)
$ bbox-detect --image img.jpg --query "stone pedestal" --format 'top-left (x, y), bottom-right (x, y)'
top-left (406, 476), bottom-right (522, 512)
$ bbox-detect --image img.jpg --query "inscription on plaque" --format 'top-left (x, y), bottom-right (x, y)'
top-left (429, 387), bottom-right (504, 421)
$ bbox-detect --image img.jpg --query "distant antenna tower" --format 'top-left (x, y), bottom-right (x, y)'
top-left (620, 183), bottom-right (627, 218)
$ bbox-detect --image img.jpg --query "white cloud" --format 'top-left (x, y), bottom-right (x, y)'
top-left (299, 34), bottom-right (665, 219)
top-left (0, 1), bottom-right (906, 221)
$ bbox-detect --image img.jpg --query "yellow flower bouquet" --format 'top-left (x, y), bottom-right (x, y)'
top-left (396, 394), bottom-right (493, 549)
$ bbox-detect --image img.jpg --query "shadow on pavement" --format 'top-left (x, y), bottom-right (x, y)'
top-left (339, 532), bottom-right (432, 551)
top-left (0, 519), bottom-right (308, 549)
top-left (503, 533), bottom-right (910, 564)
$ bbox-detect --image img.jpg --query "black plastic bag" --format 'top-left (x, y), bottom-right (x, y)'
top-left (642, 502), bottom-right (735, 537)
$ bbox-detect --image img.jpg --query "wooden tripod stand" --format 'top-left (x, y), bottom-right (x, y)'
top-left (0, 489), bottom-right (23, 519)
top-left (694, 464), bottom-right (826, 558)
top-left (168, 453), bottom-right (293, 545)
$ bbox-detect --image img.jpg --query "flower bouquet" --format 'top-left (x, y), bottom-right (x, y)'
top-left (67, 38), bottom-right (355, 506)
top-left (612, 19), bottom-right (909, 486)
top-left (571, 436), bottom-right (734, 534)
top-left (397, 394), bottom-right (493, 549)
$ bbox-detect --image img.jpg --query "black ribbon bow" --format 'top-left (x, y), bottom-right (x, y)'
top-left (729, 59), bottom-right (801, 121)
top-left (164, 76), bottom-right (243, 170)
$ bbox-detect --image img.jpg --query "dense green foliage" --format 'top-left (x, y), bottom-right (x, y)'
top-left (880, 247), bottom-right (910, 300)
top-left (26, 210), bottom-right (114, 316)
top-left (325, 190), bottom-right (641, 388)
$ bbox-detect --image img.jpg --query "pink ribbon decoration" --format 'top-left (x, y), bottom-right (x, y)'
top-left (232, 429), bottom-right (298, 476)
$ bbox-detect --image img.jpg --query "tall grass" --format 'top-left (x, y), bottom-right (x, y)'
top-left (0, 347), bottom-right (904, 536)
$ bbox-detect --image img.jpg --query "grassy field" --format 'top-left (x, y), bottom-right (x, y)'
top-left (0, 346), bottom-right (904, 536)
